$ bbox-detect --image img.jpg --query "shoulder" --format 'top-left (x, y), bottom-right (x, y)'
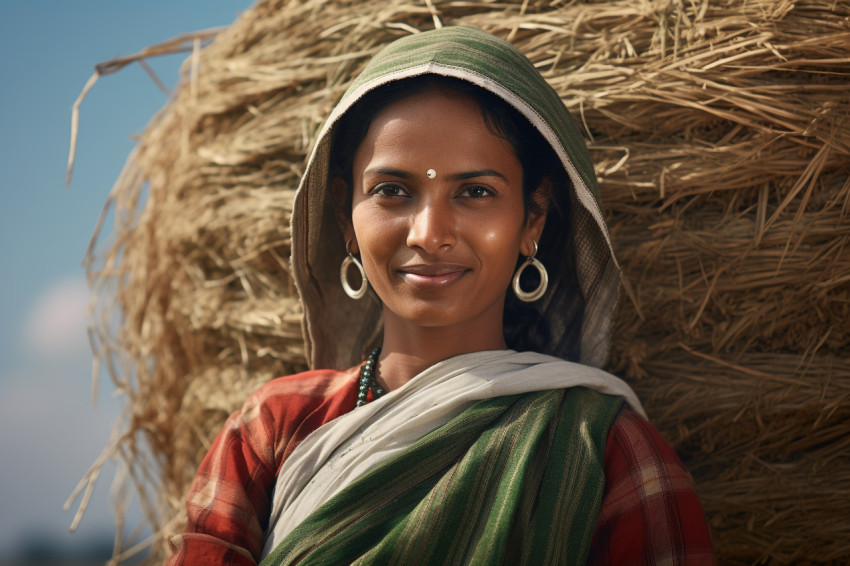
top-left (602, 408), bottom-right (699, 511)
top-left (222, 366), bottom-right (363, 469)
top-left (249, 367), bottom-right (360, 404)
top-left (607, 408), bottom-right (684, 469)
top-left (591, 408), bottom-right (715, 564)
top-left (229, 366), bottom-right (361, 430)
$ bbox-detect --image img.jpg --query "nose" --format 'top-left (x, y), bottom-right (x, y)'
top-left (406, 199), bottom-right (456, 253)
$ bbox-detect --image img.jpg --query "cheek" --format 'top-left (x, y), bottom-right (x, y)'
top-left (351, 204), bottom-right (402, 264)
top-left (480, 228), bottom-right (505, 252)
top-left (475, 214), bottom-right (525, 270)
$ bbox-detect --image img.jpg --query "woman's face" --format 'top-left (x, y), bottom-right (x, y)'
top-left (345, 88), bottom-right (546, 339)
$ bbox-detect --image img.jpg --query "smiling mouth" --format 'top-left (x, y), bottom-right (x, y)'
top-left (398, 264), bottom-right (470, 289)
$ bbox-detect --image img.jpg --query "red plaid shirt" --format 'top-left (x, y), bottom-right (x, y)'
top-left (168, 368), bottom-right (713, 565)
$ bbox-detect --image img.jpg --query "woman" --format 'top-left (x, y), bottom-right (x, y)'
top-left (168, 26), bottom-right (713, 565)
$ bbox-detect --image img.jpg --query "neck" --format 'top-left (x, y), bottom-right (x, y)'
top-left (375, 309), bottom-right (508, 391)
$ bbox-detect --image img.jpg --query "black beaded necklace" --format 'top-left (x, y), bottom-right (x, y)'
top-left (356, 348), bottom-right (383, 407)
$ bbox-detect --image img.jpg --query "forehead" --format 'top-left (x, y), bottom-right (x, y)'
top-left (371, 87), bottom-right (482, 127)
top-left (353, 88), bottom-right (519, 171)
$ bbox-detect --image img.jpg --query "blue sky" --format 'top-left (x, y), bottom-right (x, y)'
top-left (0, 0), bottom-right (252, 557)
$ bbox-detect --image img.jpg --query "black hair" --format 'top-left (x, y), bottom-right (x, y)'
top-left (329, 75), bottom-right (582, 357)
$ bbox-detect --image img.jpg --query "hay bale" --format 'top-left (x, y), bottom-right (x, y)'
top-left (72, 0), bottom-right (850, 563)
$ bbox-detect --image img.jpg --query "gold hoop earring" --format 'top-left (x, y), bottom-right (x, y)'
top-left (512, 240), bottom-right (548, 302)
top-left (340, 241), bottom-right (368, 300)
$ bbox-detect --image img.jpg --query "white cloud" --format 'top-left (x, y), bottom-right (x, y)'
top-left (22, 277), bottom-right (91, 360)
top-left (1, 278), bottom-right (146, 556)
top-left (0, 363), bottom-right (124, 555)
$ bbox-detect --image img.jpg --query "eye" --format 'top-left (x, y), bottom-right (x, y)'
top-left (459, 185), bottom-right (495, 199)
top-left (370, 183), bottom-right (409, 198)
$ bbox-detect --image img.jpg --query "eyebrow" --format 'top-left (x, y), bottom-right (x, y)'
top-left (363, 168), bottom-right (507, 181)
top-left (450, 169), bottom-right (507, 181)
top-left (363, 168), bottom-right (413, 179)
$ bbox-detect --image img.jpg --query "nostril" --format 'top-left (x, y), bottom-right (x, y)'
top-left (407, 209), bottom-right (455, 252)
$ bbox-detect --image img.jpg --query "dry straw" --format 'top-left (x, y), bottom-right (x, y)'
top-left (68, 0), bottom-right (849, 563)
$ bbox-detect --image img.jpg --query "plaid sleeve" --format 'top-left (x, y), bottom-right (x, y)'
top-left (166, 369), bottom-right (358, 565)
top-left (588, 408), bottom-right (715, 565)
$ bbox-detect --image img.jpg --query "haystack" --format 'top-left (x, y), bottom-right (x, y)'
top-left (69, 0), bottom-right (850, 563)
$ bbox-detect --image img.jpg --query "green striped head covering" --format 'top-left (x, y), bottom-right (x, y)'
top-left (291, 26), bottom-right (619, 370)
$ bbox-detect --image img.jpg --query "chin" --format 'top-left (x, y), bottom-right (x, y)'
top-left (392, 308), bottom-right (463, 329)
top-left (382, 294), bottom-right (505, 333)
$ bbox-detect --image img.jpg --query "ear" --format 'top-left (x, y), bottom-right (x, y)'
top-left (521, 179), bottom-right (551, 256)
top-left (331, 176), bottom-right (358, 252)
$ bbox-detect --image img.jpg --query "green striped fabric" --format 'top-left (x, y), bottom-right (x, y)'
top-left (261, 387), bottom-right (623, 565)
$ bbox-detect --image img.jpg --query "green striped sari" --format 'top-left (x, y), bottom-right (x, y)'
top-left (261, 387), bottom-right (623, 565)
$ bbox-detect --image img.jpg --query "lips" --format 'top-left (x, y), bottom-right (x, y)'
top-left (398, 263), bottom-right (470, 289)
